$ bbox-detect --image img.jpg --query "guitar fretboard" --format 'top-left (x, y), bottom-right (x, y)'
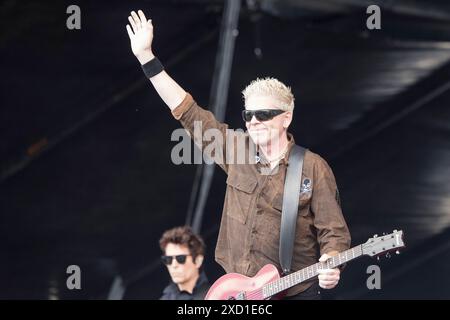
top-left (262, 245), bottom-right (363, 298)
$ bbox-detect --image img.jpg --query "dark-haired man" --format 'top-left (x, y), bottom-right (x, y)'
top-left (159, 226), bottom-right (209, 300)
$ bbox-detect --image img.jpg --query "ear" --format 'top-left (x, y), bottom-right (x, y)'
top-left (195, 255), bottom-right (204, 268)
top-left (283, 111), bottom-right (293, 128)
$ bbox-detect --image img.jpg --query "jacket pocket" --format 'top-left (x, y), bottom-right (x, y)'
top-left (225, 173), bottom-right (257, 224)
top-left (271, 190), bottom-right (311, 215)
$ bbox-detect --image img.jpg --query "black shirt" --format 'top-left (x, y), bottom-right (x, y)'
top-left (160, 271), bottom-right (210, 300)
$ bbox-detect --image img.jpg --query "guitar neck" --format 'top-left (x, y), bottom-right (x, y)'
top-left (263, 245), bottom-right (363, 298)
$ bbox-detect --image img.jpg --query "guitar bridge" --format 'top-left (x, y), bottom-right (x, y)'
top-left (235, 292), bottom-right (246, 300)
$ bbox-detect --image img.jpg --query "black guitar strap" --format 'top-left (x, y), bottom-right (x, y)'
top-left (279, 144), bottom-right (306, 275)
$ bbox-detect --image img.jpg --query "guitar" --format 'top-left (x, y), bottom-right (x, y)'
top-left (205, 230), bottom-right (405, 300)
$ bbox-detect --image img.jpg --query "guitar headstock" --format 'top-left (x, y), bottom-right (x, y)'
top-left (362, 230), bottom-right (405, 257)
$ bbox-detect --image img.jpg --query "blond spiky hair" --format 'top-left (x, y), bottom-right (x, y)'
top-left (242, 77), bottom-right (295, 112)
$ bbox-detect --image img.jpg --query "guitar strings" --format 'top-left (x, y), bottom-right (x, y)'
top-left (245, 287), bottom-right (264, 300)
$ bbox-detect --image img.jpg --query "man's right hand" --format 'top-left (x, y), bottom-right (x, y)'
top-left (126, 10), bottom-right (155, 65)
top-left (125, 9), bottom-right (187, 110)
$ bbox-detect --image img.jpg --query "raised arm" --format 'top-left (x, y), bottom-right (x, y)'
top-left (126, 10), bottom-right (186, 110)
top-left (125, 10), bottom-right (242, 173)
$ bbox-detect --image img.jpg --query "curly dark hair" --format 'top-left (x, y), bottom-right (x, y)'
top-left (159, 226), bottom-right (205, 260)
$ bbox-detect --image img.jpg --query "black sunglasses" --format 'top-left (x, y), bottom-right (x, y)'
top-left (161, 254), bottom-right (191, 265)
top-left (242, 109), bottom-right (285, 122)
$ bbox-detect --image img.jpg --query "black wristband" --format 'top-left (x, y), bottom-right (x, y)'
top-left (141, 57), bottom-right (164, 78)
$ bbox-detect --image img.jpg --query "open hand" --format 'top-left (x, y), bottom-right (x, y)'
top-left (126, 10), bottom-right (155, 64)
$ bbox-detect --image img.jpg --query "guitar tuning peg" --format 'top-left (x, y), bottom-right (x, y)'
top-left (385, 252), bottom-right (391, 259)
top-left (376, 256), bottom-right (380, 261)
top-left (393, 229), bottom-right (398, 233)
top-left (374, 234), bottom-right (378, 238)
top-left (396, 250), bottom-right (400, 255)
top-left (382, 232), bottom-right (386, 235)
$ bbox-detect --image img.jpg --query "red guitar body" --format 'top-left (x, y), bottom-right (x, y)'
top-left (205, 230), bottom-right (406, 300)
top-left (205, 264), bottom-right (281, 300)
